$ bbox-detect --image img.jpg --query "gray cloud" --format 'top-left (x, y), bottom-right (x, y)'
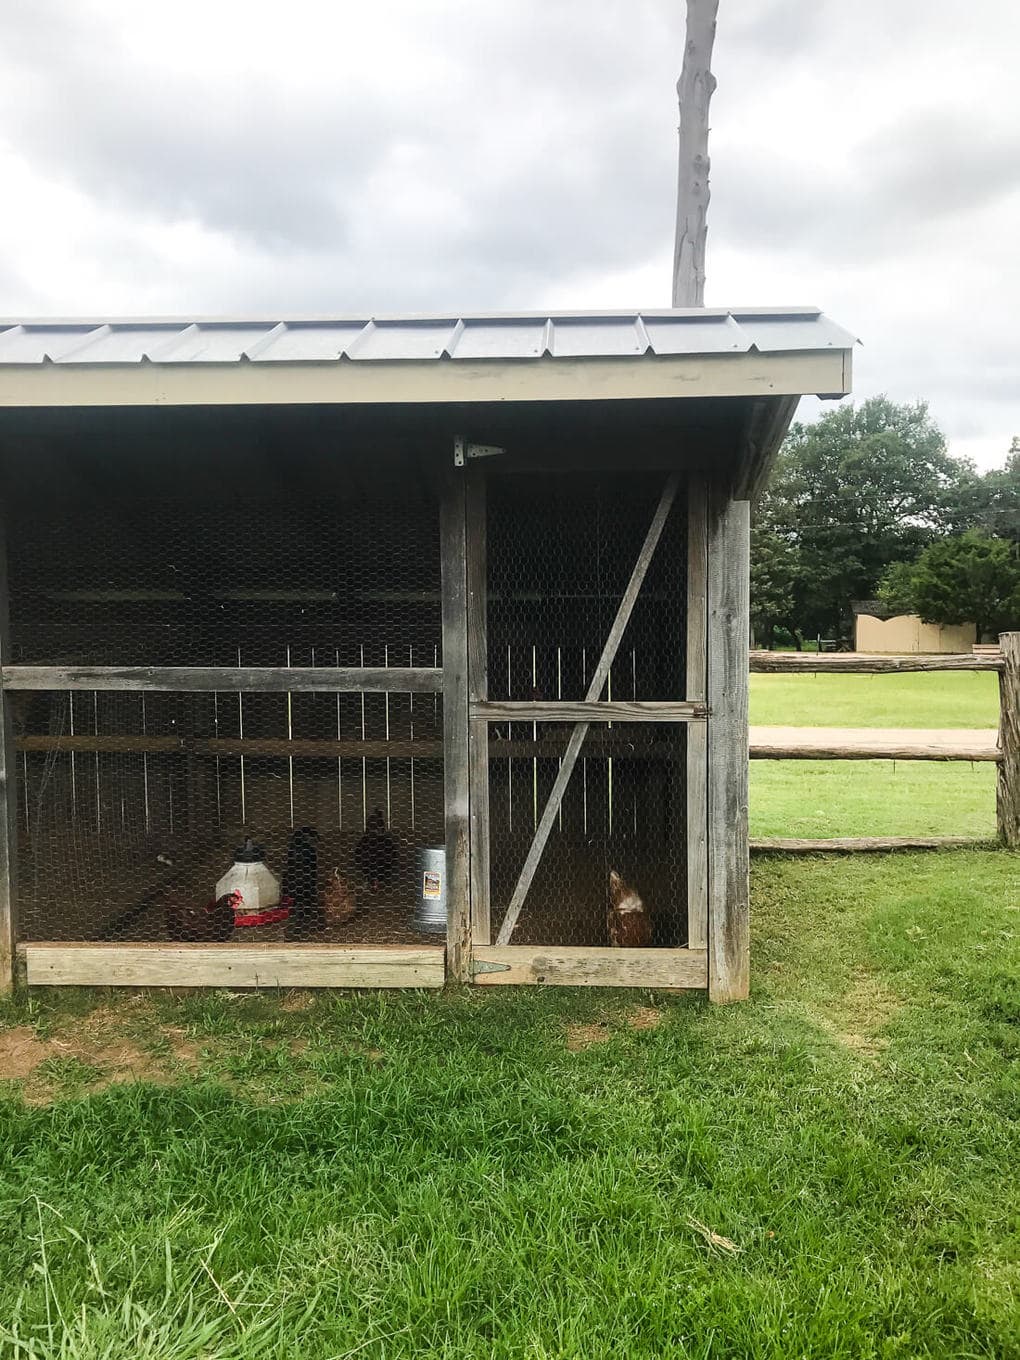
top-left (0, 0), bottom-right (1015, 464)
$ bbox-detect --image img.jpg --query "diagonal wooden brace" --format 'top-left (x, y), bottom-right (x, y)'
top-left (494, 473), bottom-right (680, 945)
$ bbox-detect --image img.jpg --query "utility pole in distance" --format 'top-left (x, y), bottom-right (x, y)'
top-left (673, 0), bottom-right (719, 307)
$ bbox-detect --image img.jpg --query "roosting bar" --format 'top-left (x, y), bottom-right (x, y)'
top-left (0, 308), bottom-right (853, 996)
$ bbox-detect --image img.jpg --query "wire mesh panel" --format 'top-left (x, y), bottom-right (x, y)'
top-left (4, 439), bottom-right (448, 947)
top-left (486, 470), bottom-right (688, 704)
top-left (15, 690), bottom-right (445, 944)
top-left (488, 722), bottom-right (687, 947)
top-left (4, 460), bottom-right (442, 671)
top-left (484, 470), bottom-right (690, 949)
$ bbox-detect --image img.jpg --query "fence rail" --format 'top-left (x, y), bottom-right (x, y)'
top-left (749, 651), bottom-right (1002, 674)
top-left (749, 636), bottom-right (1019, 850)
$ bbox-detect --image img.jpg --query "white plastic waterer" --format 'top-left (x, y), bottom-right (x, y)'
top-left (216, 837), bottom-right (286, 927)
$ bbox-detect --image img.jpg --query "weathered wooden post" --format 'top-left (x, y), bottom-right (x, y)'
top-left (673, 0), bottom-right (719, 308)
top-left (997, 632), bottom-right (1020, 848)
top-left (440, 467), bottom-right (472, 981)
top-left (707, 490), bottom-right (750, 1001)
top-left (0, 520), bottom-right (15, 993)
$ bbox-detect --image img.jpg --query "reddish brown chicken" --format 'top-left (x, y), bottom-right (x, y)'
top-left (165, 890), bottom-right (238, 943)
top-left (607, 869), bottom-right (652, 948)
top-left (321, 869), bottom-right (357, 926)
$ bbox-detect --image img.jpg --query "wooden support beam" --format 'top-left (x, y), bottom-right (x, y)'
top-left (0, 519), bottom-right (14, 993)
top-left (18, 734), bottom-right (184, 754)
top-left (735, 396), bottom-right (801, 503)
top-left (686, 475), bottom-right (709, 950)
top-left (749, 652), bottom-right (1002, 674)
top-left (751, 836), bottom-right (988, 854)
top-left (471, 700), bottom-right (707, 723)
top-left (472, 945), bottom-right (707, 988)
top-left (13, 734), bottom-right (682, 761)
top-left (465, 467), bottom-right (491, 945)
top-left (194, 738), bottom-right (442, 760)
top-left (997, 632), bottom-right (1020, 848)
top-left (440, 470), bottom-right (472, 981)
top-left (707, 491), bottom-right (750, 1002)
top-left (494, 473), bottom-right (680, 946)
top-left (1, 665), bottom-right (443, 694)
top-left (23, 943), bottom-right (445, 989)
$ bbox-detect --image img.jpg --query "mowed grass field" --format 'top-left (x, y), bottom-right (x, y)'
top-left (750, 672), bottom-right (999, 839)
top-left (0, 850), bottom-right (1017, 1357)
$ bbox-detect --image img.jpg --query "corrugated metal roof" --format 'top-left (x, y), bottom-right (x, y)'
top-left (0, 308), bottom-right (855, 365)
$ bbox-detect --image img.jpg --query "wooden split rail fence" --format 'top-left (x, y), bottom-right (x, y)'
top-left (747, 633), bottom-right (1019, 853)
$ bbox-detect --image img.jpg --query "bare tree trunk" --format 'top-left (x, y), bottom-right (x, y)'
top-left (673, 0), bottom-right (718, 307)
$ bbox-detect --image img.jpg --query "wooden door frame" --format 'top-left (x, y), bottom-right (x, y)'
top-left (462, 464), bottom-right (711, 990)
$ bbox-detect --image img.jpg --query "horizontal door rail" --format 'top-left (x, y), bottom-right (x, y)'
top-left (1, 665), bottom-right (443, 694)
top-left (470, 699), bottom-right (708, 723)
top-left (471, 945), bottom-right (708, 988)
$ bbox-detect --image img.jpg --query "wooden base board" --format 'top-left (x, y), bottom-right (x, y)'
top-left (472, 945), bottom-right (708, 988)
top-left (22, 943), bottom-right (445, 989)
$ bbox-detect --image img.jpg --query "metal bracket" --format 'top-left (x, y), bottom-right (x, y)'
top-left (454, 437), bottom-right (505, 468)
top-left (470, 958), bottom-right (512, 976)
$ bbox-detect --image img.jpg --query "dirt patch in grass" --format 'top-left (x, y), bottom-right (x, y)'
top-left (1, 1009), bottom-right (213, 1098)
top-left (566, 1006), bottom-right (663, 1051)
top-left (812, 970), bottom-right (902, 1058)
top-left (280, 991), bottom-right (316, 1013)
top-left (565, 1022), bottom-right (611, 1052)
top-left (0, 1026), bottom-right (53, 1079)
top-left (91, 1040), bottom-right (160, 1083)
top-left (169, 1040), bottom-right (204, 1070)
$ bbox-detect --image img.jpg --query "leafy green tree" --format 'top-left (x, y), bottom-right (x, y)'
top-left (875, 559), bottom-right (917, 617)
top-left (764, 396), bottom-right (974, 638)
top-left (973, 439), bottom-right (1020, 541)
top-left (879, 531), bottom-right (1020, 640)
top-left (749, 516), bottom-right (799, 648)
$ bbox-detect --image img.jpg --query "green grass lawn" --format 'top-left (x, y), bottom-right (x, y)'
top-left (1, 850), bottom-right (1018, 1358)
top-left (750, 762), bottom-right (996, 838)
top-left (749, 671), bottom-right (999, 729)
top-left (750, 672), bottom-right (1000, 840)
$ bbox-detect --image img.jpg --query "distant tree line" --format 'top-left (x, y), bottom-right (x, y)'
top-left (751, 398), bottom-right (1020, 648)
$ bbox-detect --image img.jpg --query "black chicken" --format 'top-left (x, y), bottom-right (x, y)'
top-left (282, 826), bottom-right (323, 937)
top-left (354, 808), bottom-right (397, 893)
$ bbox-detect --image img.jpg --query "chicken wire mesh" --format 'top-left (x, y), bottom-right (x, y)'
top-left (484, 471), bottom-right (689, 948)
top-left (4, 439), bottom-right (446, 946)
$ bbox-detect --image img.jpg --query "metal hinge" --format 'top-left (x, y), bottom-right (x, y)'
top-left (454, 437), bottom-right (505, 468)
top-left (471, 959), bottom-right (512, 976)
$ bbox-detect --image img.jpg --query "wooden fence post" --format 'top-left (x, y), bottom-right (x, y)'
top-left (998, 632), bottom-right (1020, 848)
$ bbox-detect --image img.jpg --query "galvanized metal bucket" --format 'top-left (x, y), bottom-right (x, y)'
top-left (412, 846), bottom-right (447, 934)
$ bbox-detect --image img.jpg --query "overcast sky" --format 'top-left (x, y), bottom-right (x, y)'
top-left (0, 0), bottom-right (1016, 467)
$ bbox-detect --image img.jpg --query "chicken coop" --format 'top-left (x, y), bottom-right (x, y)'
top-left (0, 309), bottom-right (853, 998)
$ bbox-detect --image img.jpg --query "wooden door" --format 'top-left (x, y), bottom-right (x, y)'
top-left (464, 465), bottom-right (710, 990)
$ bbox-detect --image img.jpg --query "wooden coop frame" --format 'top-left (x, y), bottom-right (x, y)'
top-left (0, 309), bottom-right (853, 997)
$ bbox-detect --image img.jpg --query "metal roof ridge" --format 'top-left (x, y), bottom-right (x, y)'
top-left (0, 305), bottom-right (826, 327)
